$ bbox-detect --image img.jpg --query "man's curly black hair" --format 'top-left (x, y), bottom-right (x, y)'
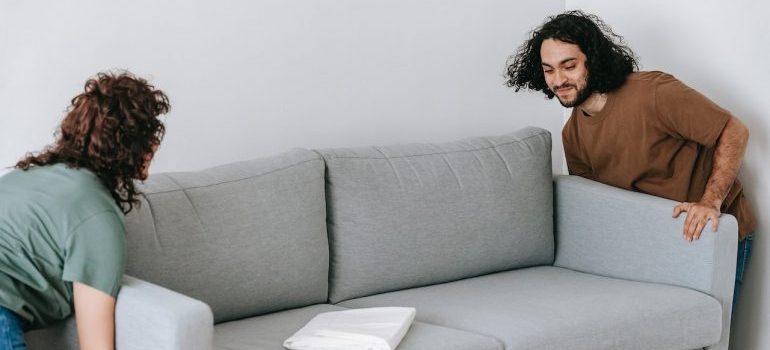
top-left (505, 10), bottom-right (639, 99)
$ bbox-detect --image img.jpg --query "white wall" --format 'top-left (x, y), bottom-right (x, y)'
top-left (565, 1), bottom-right (770, 348)
top-left (0, 0), bottom-right (564, 176)
top-left (11, 0), bottom-right (763, 346)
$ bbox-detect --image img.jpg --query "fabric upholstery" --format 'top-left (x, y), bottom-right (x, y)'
top-left (25, 275), bottom-right (213, 350)
top-left (25, 129), bottom-right (736, 350)
top-left (553, 175), bottom-right (738, 350)
top-left (338, 266), bottom-right (722, 350)
top-left (320, 127), bottom-right (553, 303)
top-left (123, 149), bottom-right (329, 323)
top-left (214, 304), bottom-right (503, 350)
top-left (114, 276), bottom-right (213, 350)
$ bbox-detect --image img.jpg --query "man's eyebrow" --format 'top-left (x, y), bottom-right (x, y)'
top-left (542, 58), bottom-right (577, 67)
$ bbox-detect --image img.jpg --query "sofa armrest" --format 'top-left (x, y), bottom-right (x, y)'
top-left (26, 275), bottom-right (213, 350)
top-left (115, 275), bottom-right (214, 350)
top-left (554, 175), bottom-right (737, 349)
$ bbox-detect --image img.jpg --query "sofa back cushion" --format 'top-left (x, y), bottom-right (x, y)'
top-left (320, 127), bottom-right (554, 303)
top-left (124, 149), bottom-right (328, 323)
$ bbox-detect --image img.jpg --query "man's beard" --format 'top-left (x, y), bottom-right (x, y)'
top-left (554, 84), bottom-right (592, 108)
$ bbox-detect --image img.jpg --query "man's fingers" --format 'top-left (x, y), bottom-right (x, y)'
top-left (672, 203), bottom-right (685, 218)
top-left (684, 213), bottom-right (696, 241)
top-left (683, 212), bottom-right (694, 238)
top-left (693, 221), bottom-right (705, 240)
top-left (675, 202), bottom-right (720, 241)
top-left (689, 217), bottom-right (702, 241)
top-left (686, 212), bottom-right (707, 242)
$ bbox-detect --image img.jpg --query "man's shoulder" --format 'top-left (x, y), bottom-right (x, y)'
top-left (613, 71), bottom-right (684, 100)
top-left (625, 71), bottom-right (677, 85)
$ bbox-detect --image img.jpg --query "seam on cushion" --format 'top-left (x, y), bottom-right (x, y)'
top-left (440, 154), bottom-right (463, 189)
top-left (330, 306), bottom-right (506, 350)
top-left (322, 132), bottom-right (548, 160)
top-left (310, 149), bottom-right (325, 163)
top-left (163, 174), bottom-right (208, 236)
top-left (469, 148), bottom-right (487, 172)
top-left (404, 158), bottom-right (424, 187)
top-left (412, 321), bottom-right (506, 349)
top-left (143, 158), bottom-right (321, 195)
top-left (491, 147), bottom-right (513, 178)
top-left (141, 194), bottom-right (163, 250)
top-left (372, 146), bottom-right (403, 186)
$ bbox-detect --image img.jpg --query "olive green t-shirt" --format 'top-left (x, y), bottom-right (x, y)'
top-left (562, 71), bottom-right (756, 239)
top-left (0, 163), bottom-right (126, 329)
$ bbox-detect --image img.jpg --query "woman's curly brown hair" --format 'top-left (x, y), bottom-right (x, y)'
top-left (505, 10), bottom-right (638, 98)
top-left (16, 71), bottom-right (170, 214)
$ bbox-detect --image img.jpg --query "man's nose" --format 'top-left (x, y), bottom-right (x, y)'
top-left (553, 70), bottom-right (567, 86)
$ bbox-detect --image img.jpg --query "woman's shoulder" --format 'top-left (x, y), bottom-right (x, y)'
top-left (2, 163), bottom-right (121, 224)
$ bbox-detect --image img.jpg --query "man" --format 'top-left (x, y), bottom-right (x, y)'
top-left (505, 11), bottom-right (755, 308)
top-left (0, 71), bottom-right (169, 350)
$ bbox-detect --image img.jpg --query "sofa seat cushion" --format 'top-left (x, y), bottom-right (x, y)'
top-left (337, 266), bottom-right (722, 350)
top-left (214, 304), bottom-right (503, 350)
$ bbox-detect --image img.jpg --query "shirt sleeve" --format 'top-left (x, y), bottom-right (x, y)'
top-left (61, 211), bottom-right (126, 298)
top-left (653, 74), bottom-right (731, 148)
top-left (562, 118), bottom-right (592, 177)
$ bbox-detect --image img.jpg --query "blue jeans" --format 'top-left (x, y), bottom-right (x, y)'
top-left (0, 307), bottom-right (26, 350)
top-left (733, 234), bottom-right (754, 313)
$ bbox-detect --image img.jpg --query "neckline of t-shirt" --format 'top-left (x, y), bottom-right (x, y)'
top-left (50, 162), bottom-right (101, 181)
top-left (576, 92), bottom-right (615, 125)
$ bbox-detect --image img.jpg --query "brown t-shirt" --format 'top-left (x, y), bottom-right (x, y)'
top-left (562, 71), bottom-right (756, 239)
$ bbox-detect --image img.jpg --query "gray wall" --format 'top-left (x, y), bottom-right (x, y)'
top-left (0, 0), bottom-right (564, 175)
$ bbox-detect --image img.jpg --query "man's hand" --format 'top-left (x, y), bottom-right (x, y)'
top-left (674, 116), bottom-right (747, 242)
top-left (672, 202), bottom-right (721, 241)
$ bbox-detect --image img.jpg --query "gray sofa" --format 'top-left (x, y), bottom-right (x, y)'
top-left (26, 127), bottom-right (737, 350)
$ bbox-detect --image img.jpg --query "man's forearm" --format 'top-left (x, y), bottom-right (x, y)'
top-left (701, 116), bottom-right (749, 209)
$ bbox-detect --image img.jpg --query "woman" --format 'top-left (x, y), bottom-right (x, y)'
top-left (0, 71), bottom-right (170, 350)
